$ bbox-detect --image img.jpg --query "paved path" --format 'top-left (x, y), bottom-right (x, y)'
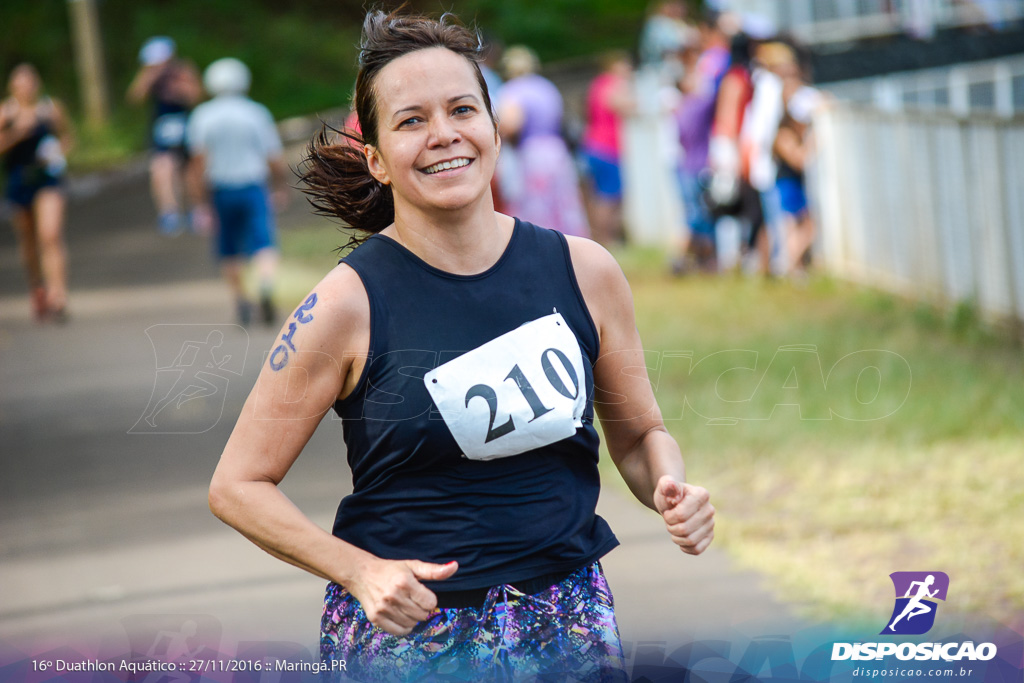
top-left (0, 166), bottom-right (799, 673)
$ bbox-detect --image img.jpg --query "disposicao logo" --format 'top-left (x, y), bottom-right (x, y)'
top-left (882, 571), bottom-right (949, 635)
top-left (831, 571), bottom-right (998, 663)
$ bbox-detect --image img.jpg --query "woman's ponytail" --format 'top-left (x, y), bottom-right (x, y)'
top-left (298, 123), bottom-right (394, 246)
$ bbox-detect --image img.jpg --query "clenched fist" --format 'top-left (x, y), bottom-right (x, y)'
top-left (653, 475), bottom-right (715, 555)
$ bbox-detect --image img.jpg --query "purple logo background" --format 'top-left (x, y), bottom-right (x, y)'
top-left (882, 571), bottom-right (949, 635)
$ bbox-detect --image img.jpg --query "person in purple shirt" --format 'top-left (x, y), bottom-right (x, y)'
top-left (496, 46), bottom-right (590, 238)
top-left (671, 12), bottom-right (730, 273)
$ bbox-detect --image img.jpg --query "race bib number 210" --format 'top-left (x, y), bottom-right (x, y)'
top-left (424, 313), bottom-right (587, 461)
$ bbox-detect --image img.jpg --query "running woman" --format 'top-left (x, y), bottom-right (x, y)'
top-left (0, 64), bottom-right (73, 322)
top-left (209, 10), bottom-right (714, 682)
top-left (127, 36), bottom-right (202, 235)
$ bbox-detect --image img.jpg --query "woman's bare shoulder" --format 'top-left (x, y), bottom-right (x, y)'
top-left (284, 262), bottom-right (370, 354)
top-left (564, 235), bottom-right (621, 272)
top-left (563, 236), bottom-right (635, 341)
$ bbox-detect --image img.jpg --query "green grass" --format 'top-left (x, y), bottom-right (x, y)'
top-left (250, 220), bottom-right (345, 303)
top-left (605, 245), bottom-right (1024, 629)
top-left (276, 233), bottom-right (1024, 628)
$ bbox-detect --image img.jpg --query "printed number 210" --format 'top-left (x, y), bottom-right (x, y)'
top-left (463, 347), bottom-right (579, 443)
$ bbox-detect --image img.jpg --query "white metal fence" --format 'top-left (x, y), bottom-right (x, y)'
top-left (811, 102), bottom-right (1024, 321)
top-left (722, 0), bottom-right (1024, 44)
top-left (825, 54), bottom-right (1024, 118)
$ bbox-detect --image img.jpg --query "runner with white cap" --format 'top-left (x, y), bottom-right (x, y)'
top-left (186, 57), bottom-right (288, 326)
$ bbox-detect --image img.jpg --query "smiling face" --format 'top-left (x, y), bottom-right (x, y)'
top-left (364, 47), bottom-right (499, 220)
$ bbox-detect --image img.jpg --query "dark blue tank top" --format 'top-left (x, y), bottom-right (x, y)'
top-left (2, 99), bottom-right (57, 172)
top-left (332, 219), bottom-right (618, 591)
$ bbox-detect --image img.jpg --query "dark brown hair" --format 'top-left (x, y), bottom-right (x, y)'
top-left (299, 9), bottom-right (496, 243)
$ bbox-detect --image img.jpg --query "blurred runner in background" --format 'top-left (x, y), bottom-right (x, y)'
top-left (127, 36), bottom-right (202, 236)
top-left (186, 57), bottom-right (288, 327)
top-left (0, 63), bottom-right (73, 322)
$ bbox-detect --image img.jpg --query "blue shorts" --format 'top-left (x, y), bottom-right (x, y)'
top-left (5, 165), bottom-right (62, 208)
top-left (777, 177), bottom-right (808, 216)
top-left (583, 151), bottom-right (622, 200)
top-left (678, 170), bottom-right (714, 238)
top-left (212, 184), bottom-right (276, 259)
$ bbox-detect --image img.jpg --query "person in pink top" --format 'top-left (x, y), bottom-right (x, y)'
top-left (580, 51), bottom-right (634, 245)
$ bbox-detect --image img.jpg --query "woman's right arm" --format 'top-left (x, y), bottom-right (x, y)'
top-left (126, 65), bottom-right (159, 105)
top-left (209, 264), bottom-right (456, 634)
top-left (0, 102), bottom-right (26, 156)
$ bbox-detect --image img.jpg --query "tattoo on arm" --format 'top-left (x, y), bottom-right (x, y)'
top-left (269, 293), bottom-right (318, 371)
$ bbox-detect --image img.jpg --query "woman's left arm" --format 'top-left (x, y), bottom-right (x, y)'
top-left (567, 237), bottom-right (715, 555)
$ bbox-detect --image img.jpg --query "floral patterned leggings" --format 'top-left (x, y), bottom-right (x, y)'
top-left (320, 562), bottom-right (628, 682)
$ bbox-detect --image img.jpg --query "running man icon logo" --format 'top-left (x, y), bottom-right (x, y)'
top-left (130, 325), bottom-right (247, 434)
top-left (881, 571), bottom-right (950, 635)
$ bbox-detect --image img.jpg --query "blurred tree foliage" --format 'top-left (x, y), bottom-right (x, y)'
top-left (1, 0), bottom-right (652, 131)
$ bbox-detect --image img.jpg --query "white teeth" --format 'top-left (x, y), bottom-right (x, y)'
top-left (424, 158), bottom-right (470, 174)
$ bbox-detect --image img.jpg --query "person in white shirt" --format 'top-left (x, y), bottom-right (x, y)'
top-left (187, 58), bottom-right (288, 326)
